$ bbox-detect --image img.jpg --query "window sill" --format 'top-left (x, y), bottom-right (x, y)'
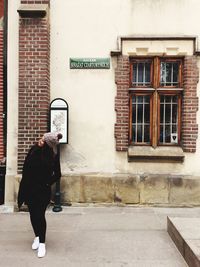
top-left (128, 146), bottom-right (184, 162)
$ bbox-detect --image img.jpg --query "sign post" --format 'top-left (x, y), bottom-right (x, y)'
top-left (50, 98), bottom-right (69, 212)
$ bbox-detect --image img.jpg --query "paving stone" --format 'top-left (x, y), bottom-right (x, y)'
top-left (0, 207), bottom-right (190, 267)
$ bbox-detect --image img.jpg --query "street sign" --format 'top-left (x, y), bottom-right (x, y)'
top-left (70, 58), bottom-right (110, 69)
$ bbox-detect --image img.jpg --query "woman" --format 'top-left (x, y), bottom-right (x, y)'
top-left (18, 132), bottom-right (62, 258)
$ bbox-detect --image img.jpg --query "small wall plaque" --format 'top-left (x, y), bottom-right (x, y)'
top-left (171, 133), bottom-right (178, 144)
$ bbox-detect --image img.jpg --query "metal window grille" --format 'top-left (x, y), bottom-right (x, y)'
top-left (132, 95), bottom-right (150, 143)
top-left (160, 62), bottom-right (179, 86)
top-left (159, 95), bottom-right (178, 144)
top-left (132, 62), bottom-right (151, 86)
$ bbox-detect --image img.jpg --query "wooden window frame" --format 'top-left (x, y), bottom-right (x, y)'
top-left (158, 58), bottom-right (183, 88)
top-left (129, 58), bottom-right (153, 88)
top-left (157, 92), bottom-right (182, 146)
top-left (129, 92), bottom-right (153, 145)
top-left (129, 57), bottom-right (183, 147)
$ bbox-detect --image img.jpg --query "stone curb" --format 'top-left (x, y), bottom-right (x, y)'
top-left (167, 216), bottom-right (200, 267)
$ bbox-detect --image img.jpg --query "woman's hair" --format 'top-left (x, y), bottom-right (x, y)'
top-left (57, 133), bottom-right (63, 140)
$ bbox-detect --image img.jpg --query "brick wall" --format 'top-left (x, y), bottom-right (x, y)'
top-left (0, 28), bottom-right (3, 161)
top-left (114, 56), bottom-right (130, 151)
top-left (0, 0), bottom-right (3, 18)
top-left (182, 56), bottom-right (199, 152)
top-left (114, 55), bottom-right (199, 153)
top-left (18, 0), bottom-right (50, 171)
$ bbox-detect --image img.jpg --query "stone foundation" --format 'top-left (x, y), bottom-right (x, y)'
top-left (14, 173), bottom-right (200, 206)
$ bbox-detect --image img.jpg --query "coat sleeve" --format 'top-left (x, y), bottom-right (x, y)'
top-left (17, 178), bottom-right (25, 209)
top-left (17, 145), bottom-right (38, 209)
top-left (47, 153), bottom-right (61, 186)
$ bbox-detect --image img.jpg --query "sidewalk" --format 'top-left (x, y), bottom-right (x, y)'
top-left (1, 205), bottom-right (199, 267)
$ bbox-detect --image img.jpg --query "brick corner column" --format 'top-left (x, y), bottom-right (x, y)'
top-left (18, 0), bottom-right (50, 172)
top-left (182, 56), bottom-right (199, 153)
top-left (114, 55), bottom-right (130, 151)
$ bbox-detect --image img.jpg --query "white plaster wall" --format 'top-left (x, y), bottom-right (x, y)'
top-left (51, 0), bottom-right (200, 175)
top-left (5, 0), bottom-right (19, 204)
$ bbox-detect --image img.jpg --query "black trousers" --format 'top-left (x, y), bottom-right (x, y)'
top-left (27, 200), bottom-right (49, 243)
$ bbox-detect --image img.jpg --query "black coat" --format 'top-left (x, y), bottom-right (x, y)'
top-left (17, 144), bottom-right (61, 208)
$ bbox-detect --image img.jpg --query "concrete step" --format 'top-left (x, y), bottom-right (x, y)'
top-left (167, 216), bottom-right (200, 267)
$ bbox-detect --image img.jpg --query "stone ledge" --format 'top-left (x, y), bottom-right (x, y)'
top-left (111, 36), bottom-right (196, 56)
top-left (17, 4), bottom-right (48, 18)
top-left (128, 146), bottom-right (184, 162)
top-left (15, 174), bottom-right (200, 206)
top-left (167, 217), bottom-right (200, 267)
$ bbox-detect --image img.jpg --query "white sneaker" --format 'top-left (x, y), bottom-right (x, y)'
top-left (37, 243), bottom-right (46, 258)
top-left (32, 236), bottom-right (39, 250)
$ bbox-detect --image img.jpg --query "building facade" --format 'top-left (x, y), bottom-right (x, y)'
top-left (4, 0), bottom-right (200, 208)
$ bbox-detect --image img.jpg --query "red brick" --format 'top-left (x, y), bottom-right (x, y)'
top-left (182, 56), bottom-right (199, 152)
top-left (18, 5), bottom-right (50, 171)
top-left (114, 56), bottom-right (130, 151)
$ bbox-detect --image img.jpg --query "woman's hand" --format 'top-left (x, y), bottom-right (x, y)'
top-left (38, 138), bottom-right (45, 147)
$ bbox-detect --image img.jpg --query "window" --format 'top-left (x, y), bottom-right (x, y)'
top-left (131, 59), bottom-right (152, 87)
top-left (131, 94), bottom-right (152, 144)
top-left (129, 57), bottom-right (183, 147)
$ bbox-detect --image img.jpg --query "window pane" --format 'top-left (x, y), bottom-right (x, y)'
top-left (144, 95), bottom-right (150, 103)
top-left (144, 104), bottom-right (150, 123)
top-left (137, 96), bottom-right (143, 103)
top-left (131, 95), bottom-right (150, 144)
top-left (172, 124), bottom-right (177, 133)
top-left (160, 95), bottom-right (164, 103)
top-left (165, 104), bottom-right (171, 123)
top-left (173, 63), bottom-right (179, 85)
top-left (160, 62), bottom-right (166, 85)
top-left (160, 61), bottom-right (180, 87)
top-left (159, 94), bottom-right (179, 144)
top-left (172, 95), bottom-right (178, 102)
top-left (160, 125), bottom-right (163, 143)
top-left (132, 125), bottom-right (136, 142)
top-left (165, 96), bottom-right (171, 103)
top-left (138, 63), bottom-right (143, 83)
top-left (166, 63), bottom-right (172, 84)
top-left (137, 125), bottom-right (142, 142)
top-left (165, 125), bottom-right (171, 143)
top-left (132, 61), bottom-right (151, 86)
top-left (137, 104), bottom-right (143, 123)
top-left (144, 125), bottom-right (150, 142)
top-left (133, 64), bottom-right (137, 85)
top-left (172, 104), bottom-right (178, 123)
top-left (132, 103), bottom-right (136, 123)
top-left (160, 104), bottom-right (164, 123)
top-left (145, 63), bottom-right (151, 84)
